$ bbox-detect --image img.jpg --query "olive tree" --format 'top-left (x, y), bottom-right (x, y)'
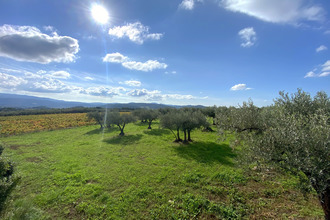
top-left (160, 110), bottom-right (183, 142)
top-left (107, 112), bottom-right (136, 136)
top-left (217, 89), bottom-right (330, 219)
top-left (87, 111), bottom-right (105, 129)
top-left (181, 110), bottom-right (208, 142)
top-left (160, 109), bottom-right (208, 143)
top-left (144, 109), bottom-right (159, 129)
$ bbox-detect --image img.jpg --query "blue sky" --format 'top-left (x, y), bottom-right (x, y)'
top-left (0, 0), bottom-right (329, 106)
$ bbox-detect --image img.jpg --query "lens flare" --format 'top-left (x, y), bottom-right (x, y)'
top-left (91, 4), bottom-right (109, 24)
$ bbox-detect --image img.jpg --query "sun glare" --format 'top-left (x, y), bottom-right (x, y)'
top-left (91, 4), bottom-right (109, 24)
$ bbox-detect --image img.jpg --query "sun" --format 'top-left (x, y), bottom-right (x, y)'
top-left (91, 4), bottom-right (109, 24)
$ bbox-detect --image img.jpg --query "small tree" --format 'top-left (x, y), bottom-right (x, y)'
top-left (107, 112), bottom-right (136, 136)
top-left (202, 106), bottom-right (217, 125)
top-left (0, 143), bottom-right (19, 215)
top-left (160, 110), bottom-right (183, 142)
top-left (186, 111), bottom-right (209, 142)
top-left (145, 109), bottom-right (159, 129)
top-left (87, 111), bottom-right (105, 129)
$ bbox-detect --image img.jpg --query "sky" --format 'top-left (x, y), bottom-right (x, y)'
top-left (0, 0), bottom-right (329, 107)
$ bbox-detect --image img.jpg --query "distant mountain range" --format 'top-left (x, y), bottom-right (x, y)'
top-left (0, 93), bottom-right (205, 109)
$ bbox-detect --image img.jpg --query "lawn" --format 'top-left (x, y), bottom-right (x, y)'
top-left (0, 121), bottom-right (323, 219)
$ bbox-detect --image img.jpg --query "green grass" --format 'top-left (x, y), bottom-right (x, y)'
top-left (0, 121), bottom-right (324, 219)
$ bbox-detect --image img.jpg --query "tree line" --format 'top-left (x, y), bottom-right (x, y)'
top-left (87, 108), bottom-right (212, 142)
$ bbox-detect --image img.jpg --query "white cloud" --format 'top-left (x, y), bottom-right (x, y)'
top-left (127, 89), bottom-right (161, 97)
top-left (80, 86), bottom-right (125, 97)
top-left (0, 24), bottom-right (79, 64)
top-left (319, 72), bottom-right (330, 77)
top-left (49, 71), bottom-right (70, 79)
top-left (127, 89), bottom-right (197, 101)
top-left (221, 0), bottom-right (325, 24)
top-left (0, 72), bottom-right (27, 88)
top-left (120, 80), bottom-right (141, 87)
top-left (103, 52), bottom-right (128, 63)
top-left (304, 71), bottom-right (317, 78)
top-left (32, 79), bottom-right (72, 93)
top-left (316, 45), bottom-right (327, 52)
top-left (122, 60), bottom-right (167, 72)
top-left (322, 60), bottom-right (330, 72)
top-left (179, 0), bottom-right (203, 10)
top-left (103, 52), bottom-right (168, 72)
top-left (108, 22), bottom-right (163, 44)
top-left (230, 83), bottom-right (251, 91)
top-left (84, 76), bottom-right (94, 81)
top-left (165, 71), bottom-right (177, 74)
top-left (165, 94), bottom-right (194, 99)
top-left (238, 27), bottom-right (256, 47)
top-left (43, 25), bottom-right (55, 32)
top-left (305, 60), bottom-right (330, 78)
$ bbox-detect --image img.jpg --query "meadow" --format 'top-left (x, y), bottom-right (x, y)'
top-left (0, 115), bottom-right (324, 219)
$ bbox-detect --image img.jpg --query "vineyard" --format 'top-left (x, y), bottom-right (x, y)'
top-left (0, 113), bottom-right (95, 136)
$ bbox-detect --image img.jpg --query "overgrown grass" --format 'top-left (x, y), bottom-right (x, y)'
top-left (0, 121), bottom-right (323, 219)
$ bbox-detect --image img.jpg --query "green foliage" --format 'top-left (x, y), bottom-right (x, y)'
top-left (160, 108), bottom-right (208, 142)
top-left (87, 111), bottom-right (105, 129)
top-left (0, 143), bottom-right (19, 215)
top-left (106, 111), bottom-right (136, 135)
top-left (217, 89), bottom-right (330, 218)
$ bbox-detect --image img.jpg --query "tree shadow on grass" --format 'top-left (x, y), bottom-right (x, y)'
top-left (103, 134), bottom-right (143, 145)
top-left (84, 128), bottom-right (103, 135)
top-left (143, 129), bottom-right (170, 136)
top-left (173, 141), bottom-right (236, 166)
top-left (85, 127), bottom-right (117, 135)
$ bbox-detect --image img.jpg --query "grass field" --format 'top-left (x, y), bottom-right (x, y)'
top-left (0, 119), bottom-right (324, 219)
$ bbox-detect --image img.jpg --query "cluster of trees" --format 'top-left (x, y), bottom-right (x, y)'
top-left (87, 108), bottom-right (210, 141)
top-left (160, 108), bottom-right (209, 143)
top-left (217, 89), bottom-right (330, 219)
top-left (0, 143), bottom-right (19, 215)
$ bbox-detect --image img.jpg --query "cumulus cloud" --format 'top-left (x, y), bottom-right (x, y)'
top-left (120, 80), bottom-right (141, 87)
top-left (103, 52), bottom-right (168, 72)
top-left (230, 83), bottom-right (251, 91)
top-left (127, 89), bottom-right (160, 97)
top-left (305, 60), bottom-right (330, 78)
top-left (122, 60), bottom-right (167, 72)
top-left (127, 88), bottom-right (197, 101)
top-left (316, 45), bottom-right (327, 52)
top-left (80, 86), bottom-right (125, 97)
top-left (220, 0), bottom-right (325, 24)
top-left (0, 24), bottom-right (79, 64)
top-left (108, 22), bottom-right (163, 44)
top-left (179, 0), bottom-right (203, 10)
top-left (0, 72), bottom-right (27, 88)
top-left (238, 27), bottom-right (256, 47)
top-left (103, 52), bottom-right (128, 63)
top-left (32, 79), bottom-right (72, 93)
top-left (49, 71), bottom-right (70, 79)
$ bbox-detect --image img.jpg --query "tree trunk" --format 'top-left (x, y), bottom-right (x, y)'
top-left (176, 129), bottom-right (182, 142)
top-left (118, 123), bottom-right (125, 136)
top-left (148, 120), bottom-right (152, 129)
top-left (183, 130), bottom-right (187, 143)
top-left (188, 130), bottom-right (192, 142)
top-left (319, 186), bottom-right (330, 220)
